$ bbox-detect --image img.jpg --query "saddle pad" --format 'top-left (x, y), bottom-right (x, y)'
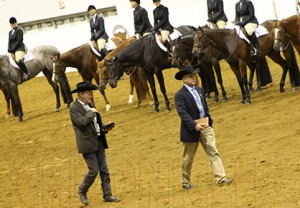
top-left (169, 29), bottom-right (182, 41)
top-left (105, 39), bottom-right (117, 51)
top-left (89, 41), bottom-right (102, 57)
top-left (155, 34), bottom-right (168, 52)
top-left (8, 51), bottom-right (35, 69)
top-left (225, 23), bottom-right (269, 44)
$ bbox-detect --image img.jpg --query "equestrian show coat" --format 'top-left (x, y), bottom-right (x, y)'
top-left (90, 14), bottom-right (109, 41)
top-left (153, 4), bottom-right (173, 33)
top-left (207, 0), bottom-right (228, 23)
top-left (70, 99), bottom-right (108, 154)
top-left (133, 5), bottom-right (153, 35)
top-left (235, 0), bottom-right (259, 26)
top-left (8, 27), bottom-right (25, 53)
top-left (174, 86), bottom-right (213, 143)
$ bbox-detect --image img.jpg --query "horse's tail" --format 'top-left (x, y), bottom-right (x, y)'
top-left (287, 46), bottom-right (300, 86)
top-left (259, 56), bottom-right (273, 87)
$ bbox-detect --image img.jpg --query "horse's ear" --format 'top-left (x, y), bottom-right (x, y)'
top-left (111, 56), bottom-right (118, 62)
top-left (198, 26), bottom-right (204, 32)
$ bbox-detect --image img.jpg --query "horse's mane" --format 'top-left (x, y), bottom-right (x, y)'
top-left (104, 36), bottom-right (136, 61)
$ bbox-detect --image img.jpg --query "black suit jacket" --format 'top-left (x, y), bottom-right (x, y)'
top-left (174, 86), bottom-right (213, 143)
top-left (133, 5), bottom-right (153, 35)
top-left (235, 0), bottom-right (259, 26)
top-left (153, 4), bottom-right (173, 33)
top-left (90, 14), bottom-right (109, 41)
top-left (70, 99), bottom-right (108, 153)
top-left (8, 27), bottom-right (25, 53)
top-left (207, 0), bottom-right (228, 23)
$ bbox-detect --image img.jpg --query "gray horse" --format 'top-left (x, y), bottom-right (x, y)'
top-left (0, 45), bottom-right (73, 122)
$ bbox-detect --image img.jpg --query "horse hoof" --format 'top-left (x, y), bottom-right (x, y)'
top-left (214, 98), bottom-right (219, 103)
top-left (55, 108), bottom-right (60, 112)
top-left (292, 87), bottom-right (296, 92)
top-left (280, 88), bottom-right (285, 93)
top-left (256, 88), bottom-right (262, 92)
top-left (106, 104), bottom-right (111, 111)
top-left (18, 118), bottom-right (23, 122)
top-left (165, 108), bottom-right (171, 112)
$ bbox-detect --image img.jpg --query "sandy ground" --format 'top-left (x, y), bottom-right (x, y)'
top-left (0, 55), bottom-right (300, 208)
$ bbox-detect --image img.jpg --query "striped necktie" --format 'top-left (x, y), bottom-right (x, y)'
top-left (192, 87), bottom-right (205, 118)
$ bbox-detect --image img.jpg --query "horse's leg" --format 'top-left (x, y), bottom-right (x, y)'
top-left (267, 51), bottom-right (289, 92)
top-left (204, 62), bottom-right (219, 103)
top-left (8, 82), bottom-right (23, 121)
top-left (247, 61), bottom-right (256, 92)
top-left (99, 89), bottom-right (111, 111)
top-left (283, 45), bottom-right (300, 91)
top-left (213, 62), bottom-right (227, 102)
top-left (155, 69), bottom-right (170, 111)
top-left (239, 60), bottom-right (251, 104)
top-left (128, 76), bottom-right (135, 105)
top-left (229, 62), bottom-right (246, 104)
top-left (254, 58), bottom-right (262, 92)
top-left (145, 72), bottom-right (159, 112)
top-left (43, 69), bottom-right (61, 111)
top-left (58, 73), bottom-right (73, 107)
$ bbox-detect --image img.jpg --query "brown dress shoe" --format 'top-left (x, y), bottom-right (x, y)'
top-left (78, 191), bottom-right (89, 206)
top-left (104, 196), bottom-right (120, 202)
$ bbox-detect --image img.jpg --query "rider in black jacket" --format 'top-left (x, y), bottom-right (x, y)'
top-left (130, 0), bottom-right (153, 39)
top-left (235, 0), bottom-right (260, 56)
top-left (207, 0), bottom-right (228, 29)
top-left (8, 17), bottom-right (29, 80)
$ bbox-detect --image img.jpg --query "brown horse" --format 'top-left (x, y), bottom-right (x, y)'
top-left (57, 36), bottom-right (124, 111)
top-left (97, 36), bottom-right (153, 108)
top-left (193, 23), bottom-right (298, 103)
top-left (273, 15), bottom-right (300, 55)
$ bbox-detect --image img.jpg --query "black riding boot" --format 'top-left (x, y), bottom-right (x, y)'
top-left (250, 34), bottom-right (260, 56)
top-left (100, 48), bottom-right (107, 58)
top-left (164, 40), bottom-right (173, 58)
top-left (18, 59), bottom-right (29, 80)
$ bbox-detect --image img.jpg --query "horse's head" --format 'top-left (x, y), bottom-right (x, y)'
top-left (97, 59), bottom-right (109, 90)
top-left (192, 28), bottom-right (209, 58)
top-left (107, 56), bottom-right (124, 88)
top-left (171, 37), bottom-right (188, 67)
top-left (51, 55), bottom-right (67, 81)
top-left (272, 21), bottom-right (287, 52)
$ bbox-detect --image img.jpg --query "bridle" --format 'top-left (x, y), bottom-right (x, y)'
top-left (273, 27), bottom-right (291, 51)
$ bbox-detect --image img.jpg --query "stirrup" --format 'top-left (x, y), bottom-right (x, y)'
top-left (23, 73), bottom-right (29, 80)
top-left (250, 48), bottom-right (258, 56)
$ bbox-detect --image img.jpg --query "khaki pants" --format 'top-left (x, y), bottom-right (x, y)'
top-left (244, 23), bottom-right (258, 36)
top-left (181, 127), bottom-right (226, 185)
top-left (208, 20), bottom-right (226, 29)
top-left (14, 51), bottom-right (25, 63)
top-left (159, 29), bottom-right (170, 43)
top-left (96, 38), bottom-right (106, 51)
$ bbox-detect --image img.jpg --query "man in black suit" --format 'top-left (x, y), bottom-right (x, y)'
top-left (69, 81), bottom-right (120, 205)
top-left (87, 5), bottom-right (109, 57)
top-left (174, 65), bottom-right (233, 190)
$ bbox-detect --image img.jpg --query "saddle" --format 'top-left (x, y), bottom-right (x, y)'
top-left (90, 39), bottom-right (117, 58)
top-left (8, 52), bottom-right (34, 69)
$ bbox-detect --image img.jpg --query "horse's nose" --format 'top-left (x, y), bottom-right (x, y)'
top-left (99, 82), bottom-right (106, 90)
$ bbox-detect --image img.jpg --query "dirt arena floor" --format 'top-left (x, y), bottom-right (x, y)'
top-left (0, 55), bottom-right (300, 208)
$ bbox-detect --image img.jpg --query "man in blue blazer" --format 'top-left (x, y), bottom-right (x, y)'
top-left (174, 65), bottom-right (233, 190)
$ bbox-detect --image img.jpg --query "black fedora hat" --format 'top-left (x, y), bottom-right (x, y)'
top-left (87, 5), bottom-right (96, 11)
top-left (71, 81), bottom-right (98, 93)
top-left (175, 65), bottom-right (199, 80)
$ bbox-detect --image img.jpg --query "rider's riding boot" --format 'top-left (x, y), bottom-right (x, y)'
top-left (250, 34), bottom-right (260, 56)
top-left (18, 59), bottom-right (29, 80)
top-left (164, 40), bottom-right (173, 58)
top-left (100, 48), bottom-right (107, 58)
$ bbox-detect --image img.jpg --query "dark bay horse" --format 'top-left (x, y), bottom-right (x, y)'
top-left (0, 45), bottom-right (73, 121)
top-left (273, 15), bottom-right (300, 55)
top-left (107, 34), bottom-right (172, 112)
top-left (193, 24), bottom-right (298, 103)
top-left (58, 36), bottom-right (124, 111)
top-left (97, 36), bottom-right (153, 108)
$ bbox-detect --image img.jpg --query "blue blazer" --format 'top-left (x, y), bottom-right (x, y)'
top-left (90, 15), bottom-right (109, 41)
top-left (174, 86), bottom-right (213, 143)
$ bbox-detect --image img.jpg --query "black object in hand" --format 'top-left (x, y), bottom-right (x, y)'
top-left (102, 122), bottom-right (115, 130)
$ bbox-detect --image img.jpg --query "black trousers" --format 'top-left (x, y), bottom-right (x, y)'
top-left (79, 141), bottom-right (112, 200)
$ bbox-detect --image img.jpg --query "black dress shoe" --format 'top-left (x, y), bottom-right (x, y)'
top-left (78, 191), bottom-right (89, 206)
top-left (104, 196), bottom-right (120, 203)
top-left (182, 183), bottom-right (192, 190)
top-left (217, 177), bottom-right (234, 186)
